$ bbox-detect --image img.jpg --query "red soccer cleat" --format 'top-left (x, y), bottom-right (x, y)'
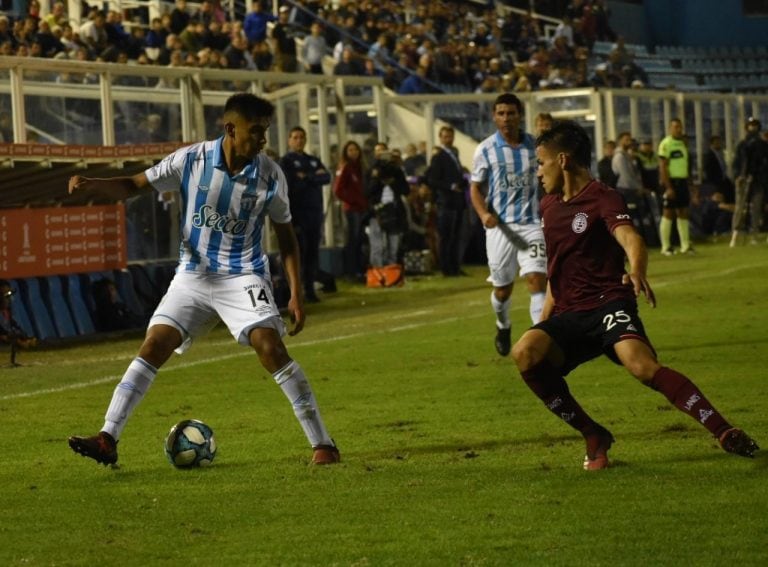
top-left (312, 444), bottom-right (341, 465)
top-left (68, 431), bottom-right (118, 466)
top-left (583, 426), bottom-right (615, 471)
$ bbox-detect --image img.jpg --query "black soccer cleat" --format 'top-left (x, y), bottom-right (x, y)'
top-left (69, 431), bottom-right (119, 466)
top-left (495, 327), bottom-right (511, 356)
top-left (719, 428), bottom-right (759, 458)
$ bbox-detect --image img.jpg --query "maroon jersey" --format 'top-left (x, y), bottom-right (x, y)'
top-left (540, 179), bottom-right (635, 314)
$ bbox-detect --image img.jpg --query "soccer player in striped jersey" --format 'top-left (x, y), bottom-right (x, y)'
top-left (67, 93), bottom-right (340, 466)
top-left (512, 120), bottom-right (758, 470)
top-left (470, 93), bottom-right (547, 357)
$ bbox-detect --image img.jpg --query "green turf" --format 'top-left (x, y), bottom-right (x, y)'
top-left (1, 241), bottom-right (767, 566)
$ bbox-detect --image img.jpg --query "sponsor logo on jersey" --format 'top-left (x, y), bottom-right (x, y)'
top-left (198, 185), bottom-right (209, 192)
top-left (616, 213), bottom-right (630, 220)
top-left (503, 174), bottom-right (532, 190)
top-left (684, 393), bottom-right (701, 411)
top-left (192, 204), bottom-right (247, 235)
top-left (572, 212), bottom-right (589, 233)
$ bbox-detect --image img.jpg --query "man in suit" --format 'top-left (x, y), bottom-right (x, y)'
top-left (427, 126), bottom-right (468, 276)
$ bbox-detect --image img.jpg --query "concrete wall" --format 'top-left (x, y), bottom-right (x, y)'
top-left (641, 0), bottom-right (768, 47)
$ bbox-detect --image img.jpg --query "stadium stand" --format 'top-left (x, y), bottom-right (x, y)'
top-left (1, 0), bottom-right (767, 342)
top-left (16, 278), bottom-right (57, 341)
top-left (64, 274), bottom-right (97, 335)
top-left (42, 275), bottom-right (78, 338)
top-left (7, 279), bottom-right (36, 338)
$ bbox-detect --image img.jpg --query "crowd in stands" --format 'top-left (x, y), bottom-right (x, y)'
top-left (0, 0), bottom-right (630, 96)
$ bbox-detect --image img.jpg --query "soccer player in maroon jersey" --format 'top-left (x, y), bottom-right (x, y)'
top-left (511, 120), bottom-right (759, 470)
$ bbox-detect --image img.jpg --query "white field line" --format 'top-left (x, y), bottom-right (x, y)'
top-left (0, 313), bottom-right (484, 401)
top-left (4, 259), bottom-right (766, 402)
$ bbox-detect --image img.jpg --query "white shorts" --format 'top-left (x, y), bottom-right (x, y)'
top-left (149, 271), bottom-right (286, 354)
top-left (485, 223), bottom-right (547, 287)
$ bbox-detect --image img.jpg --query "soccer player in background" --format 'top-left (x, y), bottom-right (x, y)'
top-left (67, 93), bottom-right (340, 466)
top-left (470, 93), bottom-right (547, 357)
top-left (511, 120), bottom-right (758, 470)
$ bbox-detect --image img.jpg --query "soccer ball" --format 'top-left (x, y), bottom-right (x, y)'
top-left (164, 419), bottom-right (217, 468)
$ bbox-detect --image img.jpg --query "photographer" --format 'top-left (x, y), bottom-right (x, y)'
top-left (0, 280), bottom-right (37, 349)
top-left (365, 142), bottom-right (410, 267)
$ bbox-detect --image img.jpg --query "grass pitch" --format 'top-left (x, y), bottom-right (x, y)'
top-left (1, 241), bottom-right (767, 566)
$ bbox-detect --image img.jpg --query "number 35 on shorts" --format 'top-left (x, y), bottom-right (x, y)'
top-left (528, 242), bottom-right (546, 258)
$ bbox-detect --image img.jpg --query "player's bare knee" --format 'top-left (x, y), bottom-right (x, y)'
top-left (494, 286), bottom-right (512, 302)
top-left (253, 336), bottom-right (290, 371)
top-left (138, 330), bottom-right (179, 366)
top-left (625, 359), bottom-right (660, 384)
top-left (511, 338), bottom-right (536, 370)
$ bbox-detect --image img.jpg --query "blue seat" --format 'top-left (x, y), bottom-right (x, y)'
top-left (127, 264), bottom-right (164, 311)
top-left (42, 276), bottom-right (78, 338)
top-left (64, 275), bottom-right (96, 335)
top-left (112, 269), bottom-right (148, 321)
top-left (7, 279), bottom-right (36, 338)
top-left (17, 278), bottom-right (57, 340)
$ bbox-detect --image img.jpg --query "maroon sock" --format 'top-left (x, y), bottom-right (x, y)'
top-left (521, 360), bottom-right (598, 434)
top-left (650, 367), bottom-right (731, 437)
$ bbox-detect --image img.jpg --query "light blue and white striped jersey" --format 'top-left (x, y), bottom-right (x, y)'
top-left (145, 137), bottom-right (291, 275)
top-left (471, 130), bottom-right (540, 224)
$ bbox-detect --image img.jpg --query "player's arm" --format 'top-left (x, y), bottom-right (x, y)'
top-left (68, 172), bottom-right (152, 201)
top-left (313, 160), bottom-right (331, 185)
top-left (272, 220), bottom-right (306, 336)
top-left (658, 156), bottom-right (674, 198)
top-left (470, 181), bottom-right (497, 228)
top-left (613, 224), bottom-right (656, 307)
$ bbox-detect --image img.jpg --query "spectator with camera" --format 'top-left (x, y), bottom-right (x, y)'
top-left (0, 280), bottom-right (37, 350)
top-left (365, 142), bottom-right (410, 268)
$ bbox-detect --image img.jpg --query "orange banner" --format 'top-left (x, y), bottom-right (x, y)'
top-left (0, 205), bottom-right (127, 278)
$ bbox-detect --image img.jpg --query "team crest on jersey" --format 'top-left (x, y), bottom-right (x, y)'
top-left (572, 212), bottom-right (589, 233)
top-left (240, 195), bottom-right (258, 212)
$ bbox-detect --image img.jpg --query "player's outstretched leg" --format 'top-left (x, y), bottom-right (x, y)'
top-left (68, 357), bottom-right (157, 466)
top-left (68, 431), bottom-right (118, 466)
top-left (273, 360), bottom-right (340, 465)
top-left (491, 291), bottom-right (511, 356)
top-left (649, 367), bottom-right (759, 458)
top-left (520, 359), bottom-right (613, 470)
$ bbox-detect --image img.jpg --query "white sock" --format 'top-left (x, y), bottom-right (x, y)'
top-left (529, 291), bottom-right (546, 324)
top-left (273, 360), bottom-right (332, 447)
top-left (491, 291), bottom-right (511, 330)
top-left (103, 357), bottom-right (157, 440)
top-left (677, 218), bottom-right (691, 251)
top-left (660, 217), bottom-right (673, 251)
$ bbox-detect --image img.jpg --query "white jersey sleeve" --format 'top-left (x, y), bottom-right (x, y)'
top-left (144, 143), bottom-right (200, 193)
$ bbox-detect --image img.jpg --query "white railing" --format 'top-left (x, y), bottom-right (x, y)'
top-left (2, 56), bottom-right (767, 187)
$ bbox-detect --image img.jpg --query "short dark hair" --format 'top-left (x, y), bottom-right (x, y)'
top-left (289, 126), bottom-right (306, 135)
top-left (493, 92), bottom-right (523, 113)
top-left (224, 93), bottom-right (274, 121)
top-left (536, 120), bottom-right (593, 168)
